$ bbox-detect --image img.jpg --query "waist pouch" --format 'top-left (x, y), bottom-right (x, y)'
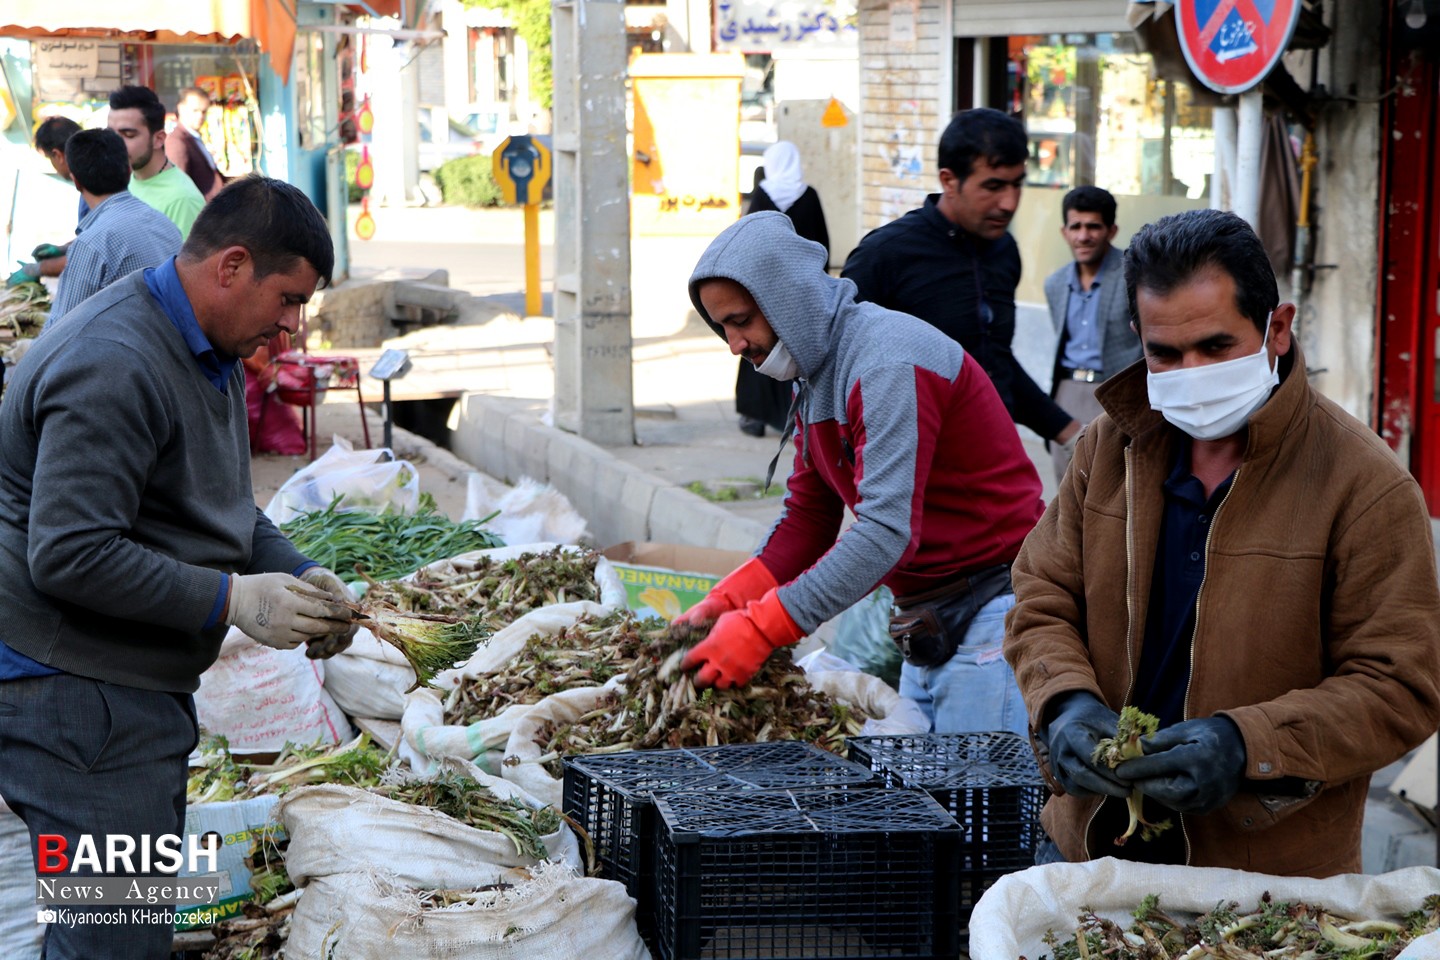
top-left (888, 564), bottom-right (1013, 668)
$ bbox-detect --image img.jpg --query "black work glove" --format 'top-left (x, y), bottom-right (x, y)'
top-left (1042, 691), bottom-right (1131, 799)
top-left (1114, 716), bottom-right (1246, 815)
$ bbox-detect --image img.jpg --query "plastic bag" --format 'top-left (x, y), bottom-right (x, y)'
top-left (828, 586), bottom-right (903, 689)
top-left (263, 437), bottom-right (419, 525)
top-left (464, 474), bottom-right (589, 546)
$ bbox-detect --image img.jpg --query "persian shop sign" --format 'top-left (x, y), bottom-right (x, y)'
top-left (714, 0), bottom-right (858, 52)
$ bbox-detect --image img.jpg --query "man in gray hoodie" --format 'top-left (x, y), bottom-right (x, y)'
top-left (679, 212), bottom-right (1045, 737)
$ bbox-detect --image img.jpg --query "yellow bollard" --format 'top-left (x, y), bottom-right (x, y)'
top-left (524, 201), bottom-right (541, 317)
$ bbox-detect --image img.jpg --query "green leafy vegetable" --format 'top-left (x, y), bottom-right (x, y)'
top-left (281, 493), bottom-right (503, 582)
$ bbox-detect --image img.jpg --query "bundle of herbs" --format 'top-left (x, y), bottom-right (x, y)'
top-left (186, 733), bottom-right (247, 804)
top-left (1034, 891), bottom-right (1440, 960)
top-left (187, 732), bottom-right (394, 801)
top-left (511, 616), bottom-right (869, 777)
top-left (360, 601), bottom-right (490, 690)
top-left (362, 547), bottom-right (601, 623)
top-left (370, 771), bottom-right (561, 861)
top-left (199, 828), bottom-right (295, 960)
top-left (280, 493), bottom-right (503, 582)
top-left (0, 280), bottom-right (49, 338)
top-left (1092, 706), bottom-right (1173, 846)
top-left (200, 901), bottom-right (292, 960)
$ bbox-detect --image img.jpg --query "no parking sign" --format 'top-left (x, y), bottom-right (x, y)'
top-left (1177, 0), bottom-right (1301, 94)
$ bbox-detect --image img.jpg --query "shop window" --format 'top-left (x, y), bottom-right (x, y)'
top-left (29, 40), bottom-right (260, 178)
top-left (1006, 33), bottom-right (1213, 202)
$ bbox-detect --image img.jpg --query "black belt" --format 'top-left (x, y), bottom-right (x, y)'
top-left (1060, 367), bottom-right (1101, 383)
top-left (893, 563), bottom-right (1012, 613)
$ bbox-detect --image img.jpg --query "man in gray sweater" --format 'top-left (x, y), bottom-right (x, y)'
top-left (0, 176), bottom-right (357, 959)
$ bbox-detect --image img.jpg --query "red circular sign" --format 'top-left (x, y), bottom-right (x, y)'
top-left (1177, 0), bottom-right (1300, 95)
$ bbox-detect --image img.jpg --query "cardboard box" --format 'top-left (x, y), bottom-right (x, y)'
top-left (174, 795), bottom-right (280, 930)
top-left (601, 541), bottom-right (750, 621)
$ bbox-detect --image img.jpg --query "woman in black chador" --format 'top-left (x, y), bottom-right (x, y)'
top-left (736, 140), bottom-right (829, 436)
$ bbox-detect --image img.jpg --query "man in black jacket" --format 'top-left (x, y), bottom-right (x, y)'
top-left (842, 109), bottom-right (1079, 450)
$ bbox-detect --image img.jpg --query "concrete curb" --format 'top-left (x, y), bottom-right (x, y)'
top-left (450, 393), bottom-right (769, 550)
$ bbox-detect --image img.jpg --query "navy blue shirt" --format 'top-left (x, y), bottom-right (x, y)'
top-left (1132, 440), bottom-right (1236, 728)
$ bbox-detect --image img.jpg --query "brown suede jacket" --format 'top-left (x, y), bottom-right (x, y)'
top-left (1004, 345), bottom-right (1440, 876)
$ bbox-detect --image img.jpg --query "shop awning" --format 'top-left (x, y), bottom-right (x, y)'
top-left (1, 1), bottom-right (429, 85)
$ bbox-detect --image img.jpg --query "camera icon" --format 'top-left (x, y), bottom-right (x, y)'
top-left (36, 909), bottom-right (56, 924)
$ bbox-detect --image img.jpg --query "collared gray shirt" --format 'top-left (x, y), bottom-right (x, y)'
top-left (49, 191), bottom-right (183, 323)
top-left (1060, 257), bottom-right (1107, 372)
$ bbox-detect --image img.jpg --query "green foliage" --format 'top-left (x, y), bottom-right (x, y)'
top-left (464, 0), bottom-right (552, 110)
top-left (433, 154), bottom-right (504, 208)
top-left (344, 148), bottom-right (363, 203)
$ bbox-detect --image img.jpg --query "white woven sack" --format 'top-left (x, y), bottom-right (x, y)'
top-left (501, 685), bottom-right (619, 808)
top-left (284, 864), bottom-right (651, 960)
top-left (969, 858), bottom-right (1440, 960)
top-left (196, 627), bottom-right (348, 753)
top-left (276, 760), bottom-right (581, 888)
top-left (320, 626), bottom-right (414, 720)
top-left (400, 688), bottom-right (537, 777)
top-left (804, 661), bottom-right (930, 736)
top-left (327, 538), bottom-right (619, 718)
top-left (396, 600), bottom-right (610, 773)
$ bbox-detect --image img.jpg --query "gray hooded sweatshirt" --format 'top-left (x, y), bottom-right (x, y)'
top-left (689, 212), bottom-right (1043, 631)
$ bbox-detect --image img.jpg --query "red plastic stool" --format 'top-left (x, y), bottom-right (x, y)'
top-left (274, 351), bottom-right (371, 461)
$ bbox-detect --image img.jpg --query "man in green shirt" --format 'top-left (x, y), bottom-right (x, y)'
top-left (107, 85), bottom-right (205, 239)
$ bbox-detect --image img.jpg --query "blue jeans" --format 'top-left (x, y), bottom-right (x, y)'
top-left (898, 592), bottom-right (1029, 738)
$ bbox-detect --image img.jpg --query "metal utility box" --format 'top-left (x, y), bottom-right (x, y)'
top-left (630, 53), bottom-right (746, 236)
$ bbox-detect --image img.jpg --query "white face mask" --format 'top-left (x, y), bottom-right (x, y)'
top-left (754, 339), bottom-right (800, 381)
top-left (1146, 316), bottom-right (1279, 441)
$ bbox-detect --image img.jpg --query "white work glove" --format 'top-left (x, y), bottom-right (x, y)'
top-left (298, 566), bottom-right (360, 659)
top-left (224, 572), bottom-right (355, 652)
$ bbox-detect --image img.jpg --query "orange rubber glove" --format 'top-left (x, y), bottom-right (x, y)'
top-left (673, 557), bottom-right (777, 626)
top-left (681, 589), bottom-right (805, 689)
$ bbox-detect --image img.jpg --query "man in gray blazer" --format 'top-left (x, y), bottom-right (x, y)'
top-left (1043, 186), bottom-right (1142, 483)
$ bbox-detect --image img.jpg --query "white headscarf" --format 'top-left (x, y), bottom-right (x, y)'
top-left (759, 141), bottom-right (807, 213)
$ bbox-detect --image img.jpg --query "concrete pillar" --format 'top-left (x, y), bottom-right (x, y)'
top-left (441, 0), bottom-right (471, 121)
top-left (1233, 89), bottom-right (1264, 229)
top-left (370, 36), bottom-right (421, 206)
top-left (551, 0), bottom-right (636, 446)
top-left (1212, 105), bottom-right (1235, 212)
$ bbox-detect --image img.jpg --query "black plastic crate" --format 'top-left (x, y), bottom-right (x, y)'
top-left (562, 742), bottom-right (878, 945)
top-left (652, 786), bottom-right (962, 960)
top-left (846, 732), bottom-right (1046, 936)
top-left (684, 740), bottom-right (877, 789)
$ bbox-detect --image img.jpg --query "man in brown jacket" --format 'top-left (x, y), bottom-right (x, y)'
top-left (1004, 208), bottom-right (1440, 876)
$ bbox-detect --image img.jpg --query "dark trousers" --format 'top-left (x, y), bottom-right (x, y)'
top-left (0, 675), bottom-right (197, 960)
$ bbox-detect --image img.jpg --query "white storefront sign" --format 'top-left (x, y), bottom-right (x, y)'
top-left (714, 0), bottom-right (858, 52)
